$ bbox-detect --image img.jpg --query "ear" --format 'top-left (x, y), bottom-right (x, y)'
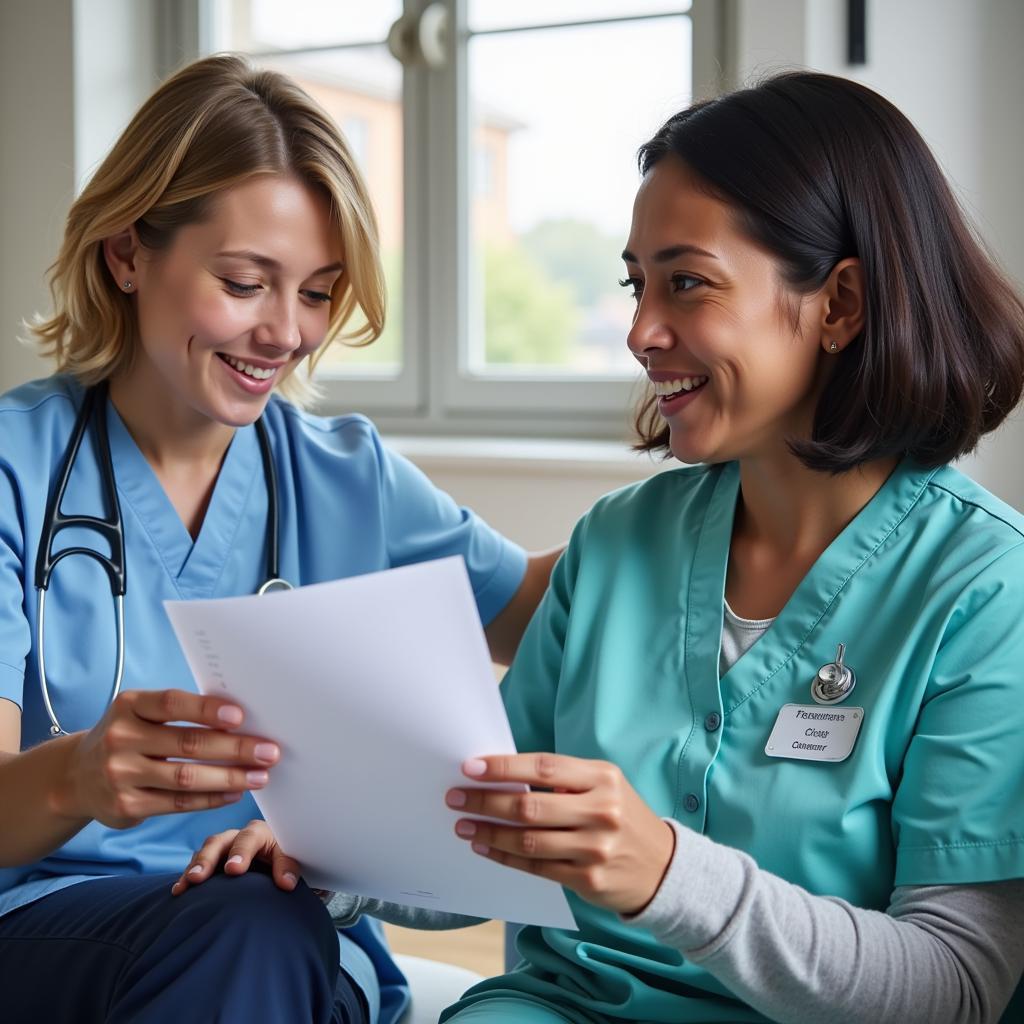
top-left (102, 225), bottom-right (142, 294)
top-left (818, 257), bottom-right (865, 354)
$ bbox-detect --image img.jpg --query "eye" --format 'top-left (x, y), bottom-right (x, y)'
top-left (301, 290), bottom-right (333, 305)
top-left (618, 277), bottom-right (643, 301)
top-left (671, 273), bottom-right (703, 293)
top-left (222, 278), bottom-right (261, 296)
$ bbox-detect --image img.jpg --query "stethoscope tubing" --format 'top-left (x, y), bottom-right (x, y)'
top-left (34, 383), bottom-right (287, 737)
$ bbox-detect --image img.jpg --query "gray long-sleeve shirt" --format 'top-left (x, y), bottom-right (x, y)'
top-left (328, 826), bottom-right (1024, 1023)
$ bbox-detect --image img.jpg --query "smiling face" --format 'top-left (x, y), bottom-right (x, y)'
top-left (624, 156), bottom-right (832, 466)
top-left (118, 173), bottom-right (343, 429)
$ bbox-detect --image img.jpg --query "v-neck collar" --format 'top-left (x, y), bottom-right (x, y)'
top-left (105, 399), bottom-right (262, 599)
top-left (685, 459), bottom-right (939, 714)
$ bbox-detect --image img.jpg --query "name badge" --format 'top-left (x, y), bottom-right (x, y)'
top-left (765, 704), bottom-right (864, 763)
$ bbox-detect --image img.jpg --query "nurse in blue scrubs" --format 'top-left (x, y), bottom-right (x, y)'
top-left (0, 55), bottom-right (556, 1024)
top-left (201, 73), bottom-right (1024, 1023)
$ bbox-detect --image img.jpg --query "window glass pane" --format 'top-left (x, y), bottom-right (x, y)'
top-left (205, 8), bottom-right (404, 377)
top-left (211, 0), bottom-right (402, 52)
top-left (467, 16), bottom-right (690, 376)
top-left (264, 50), bottom-right (403, 377)
top-left (468, 1), bottom-right (690, 33)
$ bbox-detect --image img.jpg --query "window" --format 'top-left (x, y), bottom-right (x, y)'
top-left (204, 1), bottom-right (703, 439)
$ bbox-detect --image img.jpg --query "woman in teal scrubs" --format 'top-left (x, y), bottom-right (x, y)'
top-left (183, 73), bottom-right (1024, 1022)
top-left (0, 55), bottom-right (556, 1024)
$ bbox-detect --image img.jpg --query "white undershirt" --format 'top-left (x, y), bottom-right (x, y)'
top-left (719, 599), bottom-right (775, 678)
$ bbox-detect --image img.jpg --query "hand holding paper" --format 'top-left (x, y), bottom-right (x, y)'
top-left (165, 556), bottom-right (575, 929)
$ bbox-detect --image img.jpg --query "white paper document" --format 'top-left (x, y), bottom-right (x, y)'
top-left (165, 557), bottom-right (576, 929)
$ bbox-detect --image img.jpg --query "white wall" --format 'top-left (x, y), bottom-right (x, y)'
top-left (0, 0), bottom-right (164, 390)
top-left (0, 0), bottom-right (76, 387)
top-left (730, 0), bottom-right (1024, 508)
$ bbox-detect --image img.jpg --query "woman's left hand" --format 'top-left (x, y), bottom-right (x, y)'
top-left (446, 754), bottom-right (675, 916)
top-left (170, 819), bottom-right (302, 896)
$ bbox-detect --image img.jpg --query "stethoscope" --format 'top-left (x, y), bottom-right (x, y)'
top-left (811, 642), bottom-right (857, 705)
top-left (34, 382), bottom-right (292, 737)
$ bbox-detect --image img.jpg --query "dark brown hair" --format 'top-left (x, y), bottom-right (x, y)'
top-left (634, 72), bottom-right (1024, 471)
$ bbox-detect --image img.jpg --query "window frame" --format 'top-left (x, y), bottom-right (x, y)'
top-left (194, 0), bottom-right (724, 440)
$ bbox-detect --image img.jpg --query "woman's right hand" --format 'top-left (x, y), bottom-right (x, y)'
top-left (171, 818), bottom-right (301, 895)
top-left (56, 688), bottom-right (280, 829)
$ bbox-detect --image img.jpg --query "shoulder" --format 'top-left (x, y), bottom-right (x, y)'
top-left (259, 397), bottom-right (386, 468)
top-left (908, 464), bottom-right (1024, 591)
top-left (578, 461), bottom-right (725, 539)
top-left (0, 375), bottom-right (79, 422)
top-left (924, 465), bottom-right (1024, 546)
top-left (0, 376), bottom-right (81, 466)
top-left (262, 396), bottom-right (380, 447)
top-left (885, 464), bottom-right (1024, 642)
top-left (556, 462), bottom-right (728, 589)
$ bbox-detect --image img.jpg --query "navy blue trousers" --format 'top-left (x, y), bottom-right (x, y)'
top-left (0, 872), bottom-right (369, 1023)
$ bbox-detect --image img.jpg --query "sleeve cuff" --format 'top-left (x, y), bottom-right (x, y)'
top-left (473, 540), bottom-right (528, 627)
top-left (0, 661), bottom-right (25, 711)
top-left (620, 818), bottom-right (752, 953)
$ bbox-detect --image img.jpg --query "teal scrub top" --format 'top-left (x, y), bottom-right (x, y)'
top-left (0, 375), bottom-right (527, 1024)
top-left (448, 459), bottom-right (1024, 1023)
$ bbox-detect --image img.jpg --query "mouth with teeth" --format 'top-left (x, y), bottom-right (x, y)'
top-left (652, 375), bottom-right (709, 401)
top-left (218, 353), bottom-right (279, 382)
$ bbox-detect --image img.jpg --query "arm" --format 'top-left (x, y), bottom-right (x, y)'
top-left (447, 756), bottom-right (1024, 1024)
top-left (326, 893), bottom-right (483, 932)
top-left (372, 430), bottom-right (561, 666)
top-left (630, 820), bottom-right (1024, 1024)
top-left (0, 696), bottom-right (91, 865)
top-left (484, 546), bottom-right (562, 666)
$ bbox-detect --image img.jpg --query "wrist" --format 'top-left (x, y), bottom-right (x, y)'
top-left (624, 819), bottom-right (677, 918)
top-left (46, 732), bottom-right (90, 821)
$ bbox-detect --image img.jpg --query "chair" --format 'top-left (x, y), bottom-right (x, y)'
top-left (394, 953), bottom-right (483, 1024)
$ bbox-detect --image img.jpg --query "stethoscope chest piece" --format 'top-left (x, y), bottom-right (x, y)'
top-left (812, 643), bottom-right (857, 705)
top-left (257, 577), bottom-right (293, 595)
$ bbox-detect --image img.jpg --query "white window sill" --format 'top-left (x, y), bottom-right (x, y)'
top-left (385, 435), bottom-right (674, 480)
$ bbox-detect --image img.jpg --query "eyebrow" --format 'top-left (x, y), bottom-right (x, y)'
top-left (215, 250), bottom-right (344, 276)
top-left (620, 244), bottom-right (719, 264)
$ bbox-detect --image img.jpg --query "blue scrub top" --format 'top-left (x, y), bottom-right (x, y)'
top-left (448, 458), bottom-right (1024, 1023)
top-left (0, 375), bottom-right (527, 1023)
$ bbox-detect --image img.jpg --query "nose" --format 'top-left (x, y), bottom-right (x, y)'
top-left (626, 291), bottom-right (676, 361)
top-left (254, 294), bottom-right (302, 353)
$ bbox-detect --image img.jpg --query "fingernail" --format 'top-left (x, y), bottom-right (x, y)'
top-left (218, 705), bottom-right (244, 726)
top-left (187, 865), bottom-right (204, 877)
top-left (471, 842), bottom-right (490, 855)
top-left (283, 872), bottom-right (297, 887)
top-left (463, 758), bottom-right (487, 777)
top-left (455, 820), bottom-right (476, 837)
top-left (226, 855), bottom-right (243, 866)
top-left (446, 789), bottom-right (466, 808)
top-left (223, 792), bottom-right (243, 803)
top-left (254, 742), bottom-right (279, 764)
top-left (246, 770), bottom-right (269, 786)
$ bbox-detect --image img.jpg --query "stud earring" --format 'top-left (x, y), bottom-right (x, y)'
top-left (829, 340), bottom-right (838, 353)
top-left (123, 280), bottom-right (133, 291)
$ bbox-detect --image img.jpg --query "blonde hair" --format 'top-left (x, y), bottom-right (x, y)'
top-left (32, 53), bottom-right (385, 404)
